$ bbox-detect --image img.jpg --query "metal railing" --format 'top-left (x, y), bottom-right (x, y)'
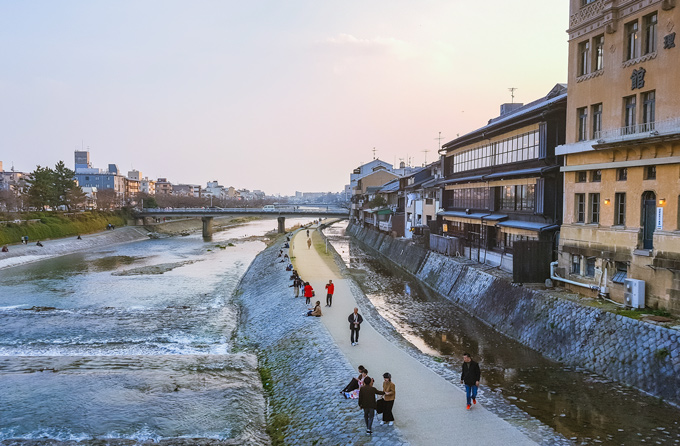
top-left (594, 117), bottom-right (680, 141)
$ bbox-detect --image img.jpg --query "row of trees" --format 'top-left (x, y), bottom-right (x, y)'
top-left (24, 161), bottom-right (86, 211)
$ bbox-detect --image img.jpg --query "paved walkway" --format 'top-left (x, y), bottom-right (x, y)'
top-left (291, 225), bottom-right (537, 446)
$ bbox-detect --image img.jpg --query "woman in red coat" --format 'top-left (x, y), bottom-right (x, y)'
top-left (303, 282), bottom-right (314, 305)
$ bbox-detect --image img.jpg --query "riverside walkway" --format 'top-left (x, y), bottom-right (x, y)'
top-left (291, 225), bottom-right (537, 446)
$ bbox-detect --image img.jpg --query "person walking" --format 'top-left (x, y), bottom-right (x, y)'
top-left (348, 307), bottom-right (363, 346)
top-left (461, 352), bottom-right (481, 410)
top-left (303, 282), bottom-right (314, 305)
top-left (325, 279), bottom-right (334, 307)
top-left (380, 372), bottom-right (396, 426)
top-left (307, 237), bottom-right (312, 249)
top-left (358, 376), bottom-right (385, 435)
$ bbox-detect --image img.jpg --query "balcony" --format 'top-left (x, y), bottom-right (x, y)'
top-left (594, 117), bottom-right (680, 144)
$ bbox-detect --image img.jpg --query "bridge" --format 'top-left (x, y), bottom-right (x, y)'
top-left (132, 206), bottom-right (349, 237)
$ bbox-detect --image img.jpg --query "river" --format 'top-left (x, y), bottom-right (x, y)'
top-left (323, 222), bottom-right (680, 446)
top-left (0, 218), bottom-right (311, 444)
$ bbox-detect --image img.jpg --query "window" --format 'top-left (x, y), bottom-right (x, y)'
top-left (578, 107), bottom-right (588, 141)
top-left (572, 254), bottom-right (581, 274)
top-left (576, 193), bottom-right (586, 222)
top-left (578, 40), bottom-right (590, 76)
top-left (624, 95), bottom-right (637, 134)
top-left (644, 13), bottom-right (658, 55)
top-left (592, 103), bottom-right (602, 139)
top-left (500, 185), bottom-right (535, 211)
top-left (591, 170), bottom-right (602, 182)
top-left (611, 262), bottom-right (628, 284)
top-left (589, 193), bottom-right (600, 223)
top-left (642, 91), bottom-right (656, 131)
top-left (576, 171), bottom-right (587, 183)
top-left (617, 168), bottom-right (627, 181)
top-left (645, 165), bottom-right (656, 180)
top-left (615, 192), bottom-right (626, 225)
top-left (626, 20), bottom-right (640, 60)
top-left (452, 130), bottom-right (540, 173)
top-left (581, 0), bottom-right (597, 5)
top-left (594, 35), bottom-right (605, 71)
top-left (586, 257), bottom-right (596, 277)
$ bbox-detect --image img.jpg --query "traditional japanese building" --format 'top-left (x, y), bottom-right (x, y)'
top-left (438, 85), bottom-right (566, 279)
top-left (555, 0), bottom-right (680, 313)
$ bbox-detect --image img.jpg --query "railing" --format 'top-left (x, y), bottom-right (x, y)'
top-left (594, 117), bottom-right (680, 142)
top-left (135, 207), bottom-right (349, 216)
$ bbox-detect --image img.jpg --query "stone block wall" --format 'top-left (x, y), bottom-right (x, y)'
top-left (347, 224), bottom-right (680, 406)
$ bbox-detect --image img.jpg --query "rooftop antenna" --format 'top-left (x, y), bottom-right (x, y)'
top-left (372, 147), bottom-right (377, 160)
top-left (508, 87), bottom-right (518, 104)
top-left (422, 149), bottom-right (429, 165)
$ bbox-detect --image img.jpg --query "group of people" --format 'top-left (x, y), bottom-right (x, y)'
top-left (341, 365), bottom-right (396, 435)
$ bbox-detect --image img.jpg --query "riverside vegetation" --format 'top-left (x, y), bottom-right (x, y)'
top-left (0, 211), bottom-right (129, 245)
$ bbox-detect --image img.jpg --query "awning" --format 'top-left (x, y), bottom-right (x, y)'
top-left (438, 211), bottom-right (489, 220)
top-left (482, 214), bottom-right (508, 221)
top-left (440, 175), bottom-right (485, 185)
top-left (497, 220), bottom-right (560, 232)
top-left (376, 208), bottom-right (393, 215)
top-left (482, 165), bottom-right (559, 180)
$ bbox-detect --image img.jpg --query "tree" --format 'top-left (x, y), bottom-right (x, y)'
top-left (367, 196), bottom-right (387, 208)
top-left (97, 189), bottom-right (118, 210)
top-left (25, 165), bottom-right (55, 210)
top-left (53, 161), bottom-right (82, 211)
top-left (143, 197), bottom-right (159, 208)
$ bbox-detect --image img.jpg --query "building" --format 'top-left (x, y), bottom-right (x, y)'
top-left (350, 169), bottom-right (400, 225)
top-left (556, 0), bottom-right (680, 312)
top-left (74, 154), bottom-right (126, 196)
top-left (438, 84), bottom-right (566, 278)
top-left (173, 184), bottom-right (201, 198)
top-left (140, 177), bottom-right (156, 195)
top-left (401, 161), bottom-right (443, 238)
top-left (155, 178), bottom-right (173, 195)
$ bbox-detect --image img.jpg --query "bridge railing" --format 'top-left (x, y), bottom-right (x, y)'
top-left (134, 207), bottom-right (349, 215)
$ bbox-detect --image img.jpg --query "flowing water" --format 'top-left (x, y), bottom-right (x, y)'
top-left (324, 222), bottom-right (680, 446)
top-left (0, 218), bottom-right (311, 444)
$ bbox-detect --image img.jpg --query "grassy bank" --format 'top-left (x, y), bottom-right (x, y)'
top-left (0, 211), bottom-right (129, 245)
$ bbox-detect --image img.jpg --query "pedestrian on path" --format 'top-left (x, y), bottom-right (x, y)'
top-left (303, 282), bottom-right (314, 305)
top-left (306, 229), bottom-right (309, 237)
top-left (380, 372), bottom-right (396, 426)
top-left (348, 307), bottom-right (363, 346)
top-left (341, 365), bottom-right (366, 394)
top-left (325, 279), bottom-right (334, 307)
top-left (290, 276), bottom-right (302, 297)
top-left (307, 237), bottom-right (312, 249)
top-left (358, 376), bottom-right (385, 435)
top-left (461, 352), bottom-right (481, 410)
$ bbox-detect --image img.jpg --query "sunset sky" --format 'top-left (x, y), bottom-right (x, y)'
top-left (0, 1), bottom-right (569, 196)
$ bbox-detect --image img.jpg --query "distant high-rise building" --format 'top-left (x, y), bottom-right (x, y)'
top-left (74, 151), bottom-right (91, 172)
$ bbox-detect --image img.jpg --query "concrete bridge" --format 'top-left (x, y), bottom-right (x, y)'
top-left (132, 206), bottom-right (349, 237)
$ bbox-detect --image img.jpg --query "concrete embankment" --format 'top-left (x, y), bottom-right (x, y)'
top-left (0, 226), bottom-right (150, 270)
top-left (346, 224), bottom-right (680, 407)
top-left (233, 232), bottom-right (410, 446)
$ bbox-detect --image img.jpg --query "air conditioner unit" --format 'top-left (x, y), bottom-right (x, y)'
top-left (623, 278), bottom-right (645, 309)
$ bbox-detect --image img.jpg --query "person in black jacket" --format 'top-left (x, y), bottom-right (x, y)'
top-left (460, 352), bottom-right (481, 410)
top-left (358, 376), bottom-right (385, 435)
top-left (348, 307), bottom-right (363, 346)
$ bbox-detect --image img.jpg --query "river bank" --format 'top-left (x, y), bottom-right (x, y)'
top-left (345, 223), bottom-right (680, 408)
top-left (0, 216), bottom-right (264, 270)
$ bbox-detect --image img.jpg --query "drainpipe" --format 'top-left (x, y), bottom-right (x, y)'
top-left (550, 261), bottom-right (598, 290)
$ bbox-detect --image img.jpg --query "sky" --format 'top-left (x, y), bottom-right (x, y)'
top-left (0, 1), bottom-right (569, 196)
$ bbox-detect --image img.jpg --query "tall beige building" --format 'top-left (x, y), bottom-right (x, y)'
top-left (556, 0), bottom-right (680, 313)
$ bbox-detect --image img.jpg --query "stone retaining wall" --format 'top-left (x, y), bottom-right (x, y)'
top-left (347, 224), bottom-right (680, 407)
